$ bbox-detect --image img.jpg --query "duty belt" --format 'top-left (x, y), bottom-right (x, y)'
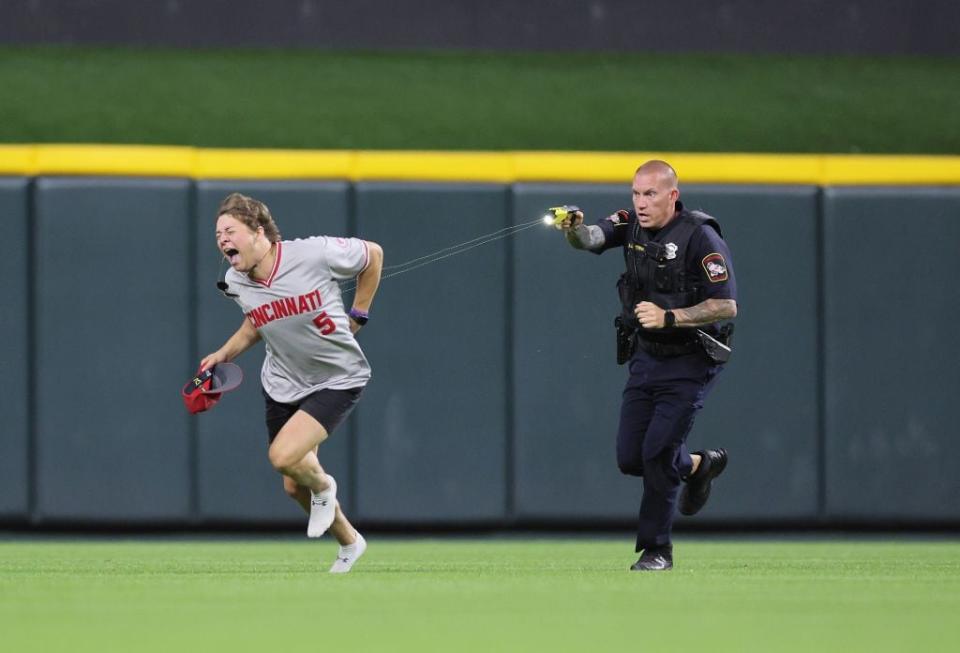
top-left (634, 335), bottom-right (700, 358)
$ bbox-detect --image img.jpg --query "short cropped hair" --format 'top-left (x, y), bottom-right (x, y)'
top-left (635, 160), bottom-right (679, 187)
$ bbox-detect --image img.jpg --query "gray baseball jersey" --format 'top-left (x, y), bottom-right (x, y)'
top-left (225, 236), bottom-right (371, 403)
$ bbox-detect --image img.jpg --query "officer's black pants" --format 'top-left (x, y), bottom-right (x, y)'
top-left (616, 348), bottom-right (722, 552)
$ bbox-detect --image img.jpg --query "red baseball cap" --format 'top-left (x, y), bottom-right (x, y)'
top-left (181, 362), bottom-right (244, 414)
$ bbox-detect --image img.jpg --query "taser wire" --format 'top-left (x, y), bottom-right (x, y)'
top-left (339, 217), bottom-right (544, 293)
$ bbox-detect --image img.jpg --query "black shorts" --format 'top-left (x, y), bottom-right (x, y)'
top-left (263, 386), bottom-right (364, 444)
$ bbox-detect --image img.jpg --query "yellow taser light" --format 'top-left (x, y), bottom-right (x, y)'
top-left (542, 205), bottom-right (581, 229)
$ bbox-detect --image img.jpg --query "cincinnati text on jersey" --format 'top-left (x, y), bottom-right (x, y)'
top-left (246, 289), bottom-right (324, 329)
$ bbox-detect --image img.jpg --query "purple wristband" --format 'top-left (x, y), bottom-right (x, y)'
top-left (348, 308), bottom-right (369, 324)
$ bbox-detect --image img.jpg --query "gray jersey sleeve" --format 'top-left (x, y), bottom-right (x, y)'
top-left (322, 237), bottom-right (369, 280)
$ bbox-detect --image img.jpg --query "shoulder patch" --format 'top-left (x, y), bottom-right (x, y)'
top-left (702, 253), bottom-right (729, 282)
top-left (606, 210), bottom-right (630, 227)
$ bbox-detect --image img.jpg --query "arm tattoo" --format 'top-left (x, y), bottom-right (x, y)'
top-left (565, 224), bottom-right (605, 251)
top-left (674, 299), bottom-right (737, 327)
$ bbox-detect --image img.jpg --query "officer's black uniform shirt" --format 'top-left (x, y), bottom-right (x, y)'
top-left (593, 200), bottom-right (738, 309)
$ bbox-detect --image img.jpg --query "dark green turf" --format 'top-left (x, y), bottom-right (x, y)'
top-left (1, 539), bottom-right (957, 652)
top-left (1, 47), bottom-right (957, 153)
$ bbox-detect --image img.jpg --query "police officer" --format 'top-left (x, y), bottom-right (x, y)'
top-left (559, 160), bottom-right (738, 571)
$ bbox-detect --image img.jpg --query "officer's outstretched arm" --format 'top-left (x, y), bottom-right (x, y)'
top-left (673, 299), bottom-right (738, 327)
top-left (560, 211), bottom-right (605, 251)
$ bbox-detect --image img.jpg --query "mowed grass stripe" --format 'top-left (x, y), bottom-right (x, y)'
top-left (1, 539), bottom-right (957, 652)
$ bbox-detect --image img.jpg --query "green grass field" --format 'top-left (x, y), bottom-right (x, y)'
top-left (1, 47), bottom-right (958, 153)
top-left (2, 538), bottom-right (957, 652)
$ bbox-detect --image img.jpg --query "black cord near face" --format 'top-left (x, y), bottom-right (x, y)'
top-left (216, 257), bottom-right (238, 298)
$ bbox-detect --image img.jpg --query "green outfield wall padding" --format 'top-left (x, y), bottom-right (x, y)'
top-left (11, 176), bottom-right (960, 527)
top-left (823, 187), bottom-right (960, 520)
top-left (512, 184), bottom-right (646, 520)
top-left (353, 183), bottom-right (510, 522)
top-left (0, 178), bottom-right (30, 519)
top-left (193, 181), bottom-right (353, 523)
top-left (32, 178), bottom-right (193, 522)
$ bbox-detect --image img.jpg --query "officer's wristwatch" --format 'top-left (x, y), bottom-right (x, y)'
top-left (663, 310), bottom-right (676, 328)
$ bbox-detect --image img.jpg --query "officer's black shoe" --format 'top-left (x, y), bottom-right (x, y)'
top-left (630, 547), bottom-right (673, 572)
top-left (679, 448), bottom-right (728, 516)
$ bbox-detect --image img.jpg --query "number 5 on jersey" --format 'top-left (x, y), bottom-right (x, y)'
top-left (312, 311), bottom-right (336, 335)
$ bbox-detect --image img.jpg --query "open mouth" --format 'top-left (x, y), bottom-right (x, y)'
top-left (224, 248), bottom-right (240, 265)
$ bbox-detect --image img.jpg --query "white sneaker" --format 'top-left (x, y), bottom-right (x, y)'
top-left (329, 533), bottom-right (367, 573)
top-left (307, 475), bottom-right (337, 538)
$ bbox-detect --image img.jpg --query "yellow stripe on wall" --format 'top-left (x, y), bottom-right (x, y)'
top-left (821, 155), bottom-right (960, 185)
top-left (353, 151), bottom-right (515, 182)
top-left (33, 145), bottom-right (195, 177)
top-left (0, 145), bottom-right (37, 175)
top-left (512, 152), bottom-right (826, 184)
top-left (195, 148), bottom-right (354, 179)
top-left (1, 145), bottom-right (959, 185)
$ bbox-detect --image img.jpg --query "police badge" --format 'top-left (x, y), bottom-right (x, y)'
top-left (665, 242), bottom-right (678, 260)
